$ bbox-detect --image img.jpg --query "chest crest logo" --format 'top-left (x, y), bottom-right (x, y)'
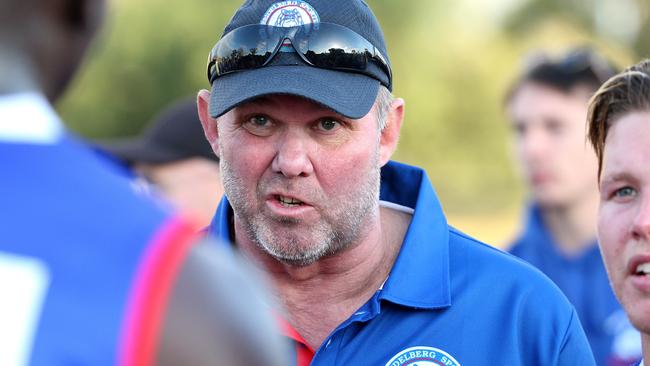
top-left (385, 346), bottom-right (461, 366)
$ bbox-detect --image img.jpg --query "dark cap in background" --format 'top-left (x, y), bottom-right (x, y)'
top-left (102, 97), bottom-right (218, 165)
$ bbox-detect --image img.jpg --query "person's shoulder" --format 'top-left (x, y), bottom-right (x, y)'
top-left (2, 132), bottom-right (180, 254)
top-left (448, 226), bottom-right (569, 303)
top-left (506, 228), bottom-right (549, 264)
top-left (450, 227), bottom-right (535, 263)
top-left (446, 227), bottom-right (595, 364)
top-left (449, 226), bottom-right (535, 269)
top-left (506, 234), bottom-right (527, 256)
top-left (73, 134), bottom-right (174, 222)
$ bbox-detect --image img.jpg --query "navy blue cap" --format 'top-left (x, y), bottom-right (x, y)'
top-left (209, 0), bottom-right (391, 119)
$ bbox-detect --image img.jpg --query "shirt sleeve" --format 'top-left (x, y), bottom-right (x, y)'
top-left (555, 309), bottom-right (597, 365)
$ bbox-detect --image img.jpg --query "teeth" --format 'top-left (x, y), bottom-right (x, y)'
top-left (278, 196), bottom-right (302, 206)
top-left (636, 263), bottom-right (650, 275)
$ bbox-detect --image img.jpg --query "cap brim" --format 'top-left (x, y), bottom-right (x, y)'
top-left (100, 138), bottom-right (188, 165)
top-left (209, 65), bottom-right (380, 119)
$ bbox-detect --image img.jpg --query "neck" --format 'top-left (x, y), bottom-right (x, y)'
top-left (236, 205), bottom-right (410, 349)
top-left (0, 46), bottom-right (41, 97)
top-left (539, 192), bottom-right (599, 256)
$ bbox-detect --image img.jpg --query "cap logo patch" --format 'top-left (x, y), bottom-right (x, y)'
top-left (260, 1), bottom-right (320, 27)
top-left (385, 346), bottom-right (461, 366)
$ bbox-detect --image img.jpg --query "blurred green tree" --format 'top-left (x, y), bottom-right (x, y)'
top-left (503, 0), bottom-right (649, 57)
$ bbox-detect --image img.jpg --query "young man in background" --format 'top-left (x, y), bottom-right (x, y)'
top-left (506, 48), bottom-right (640, 365)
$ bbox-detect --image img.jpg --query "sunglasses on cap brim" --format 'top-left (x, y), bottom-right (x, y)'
top-left (206, 22), bottom-right (392, 89)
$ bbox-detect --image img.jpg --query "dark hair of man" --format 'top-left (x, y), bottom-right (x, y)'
top-left (505, 48), bottom-right (618, 104)
top-left (587, 59), bottom-right (650, 178)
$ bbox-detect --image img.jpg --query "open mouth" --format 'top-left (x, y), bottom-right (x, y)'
top-left (277, 195), bottom-right (303, 207)
top-left (634, 263), bottom-right (650, 277)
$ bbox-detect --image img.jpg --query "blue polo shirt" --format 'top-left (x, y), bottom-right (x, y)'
top-left (208, 160), bottom-right (596, 365)
top-left (510, 205), bottom-right (642, 365)
top-left (0, 93), bottom-right (199, 366)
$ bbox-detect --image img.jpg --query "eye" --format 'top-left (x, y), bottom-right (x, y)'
top-left (614, 186), bottom-right (637, 199)
top-left (544, 118), bottom-right (563, 135)
top-left (509, 118), bottom-right (528, 138)
top-left (250, 115), bottom-right (270, 127)
top-left (316, 118), bottom-right (341, 132)
top-left (242, 115), bottom-right (275, 136)
top-left (512, 123), bottom-right (526, 136)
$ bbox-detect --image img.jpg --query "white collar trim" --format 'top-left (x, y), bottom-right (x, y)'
top-left (379, 200), bottom-right (414, 215)
top-left (0, 93), bottom-right (63, 144)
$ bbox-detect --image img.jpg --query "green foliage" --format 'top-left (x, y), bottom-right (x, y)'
top-left (503, 0), bottom-right (650, 56)
top-left (58, 0), bottom-right (242, 137)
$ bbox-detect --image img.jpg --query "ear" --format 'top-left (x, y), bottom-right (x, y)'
top-left (197, 89), bottom-right (220, 158)
top-left (379, 97), bottom-right (405, 166)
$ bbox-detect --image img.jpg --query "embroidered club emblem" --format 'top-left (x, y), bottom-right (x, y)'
top-left (385, 346), bottom-right (461, 366)
top-left (260, 0), bottom-right (320, 27)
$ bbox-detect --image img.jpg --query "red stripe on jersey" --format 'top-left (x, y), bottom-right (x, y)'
top-left (117, 215), bottom-right (200, 366)
top-left (296, 343), bottom-right (314, 366)
top-left (274, 312), bottom-right (315, 366)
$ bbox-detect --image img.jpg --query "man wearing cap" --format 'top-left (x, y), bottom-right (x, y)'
top-left (198, 1), bottom-right (596, 365)
top-left (0, 0), bottom-right (286, 364)
top-left (103, 97), bottom-right (223, 226)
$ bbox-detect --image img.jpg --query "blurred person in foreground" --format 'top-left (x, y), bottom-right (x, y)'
top-left (102, 97), bottom-right (223, 226)
top-left (505, 47), bottom-right (641, 365)
top-left (0, 0), bottom-right (286, 365)
top-left (588, 59), bottom-right (650, 366)
top-left (197, 0), bottom-right (596, 364)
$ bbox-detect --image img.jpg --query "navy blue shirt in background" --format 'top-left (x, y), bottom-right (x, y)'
top-left (510, 204), bottom-right (642, 366)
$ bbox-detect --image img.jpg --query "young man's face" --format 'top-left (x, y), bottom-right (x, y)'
top-left (598, 110), bottom-right (650, 334)
top-left (507, 82), bottom-right (598, 209)
top-left (202, 94), bottom-right (399, 266)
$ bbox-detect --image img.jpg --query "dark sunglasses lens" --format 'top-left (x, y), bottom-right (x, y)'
top-left (294, 24), bottom-right (368, 70)
top-left (209, 23), bottom-right (391, 88)
top-left (213, 26), bottom-right (282, 76)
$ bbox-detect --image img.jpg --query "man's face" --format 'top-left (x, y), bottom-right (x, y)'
top-left (214, 95), bottom-right (384, 266)
top-left (598, 110), bottom-right (650, 334)
top-left (507, 82), bottom-right (598, 208)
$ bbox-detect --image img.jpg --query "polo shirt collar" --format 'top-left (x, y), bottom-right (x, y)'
top-left (378, 161), bottom-right (451, 309)
top-left (209, 197), bottom-right (234, 241)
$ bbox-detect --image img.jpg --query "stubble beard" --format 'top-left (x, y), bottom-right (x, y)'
top-left (220, 150), bottom-right (381, 267)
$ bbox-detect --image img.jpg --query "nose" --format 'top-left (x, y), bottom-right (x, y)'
top-left (271, 129), bottom-right (314, 178)
top-left (520, 128), bottom-right (548, 163)
top-left (632, 192), bottom-right (650, 241)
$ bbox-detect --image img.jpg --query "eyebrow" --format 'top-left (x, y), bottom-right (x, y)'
top-left (600, 171), bottom-right (636, 186)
